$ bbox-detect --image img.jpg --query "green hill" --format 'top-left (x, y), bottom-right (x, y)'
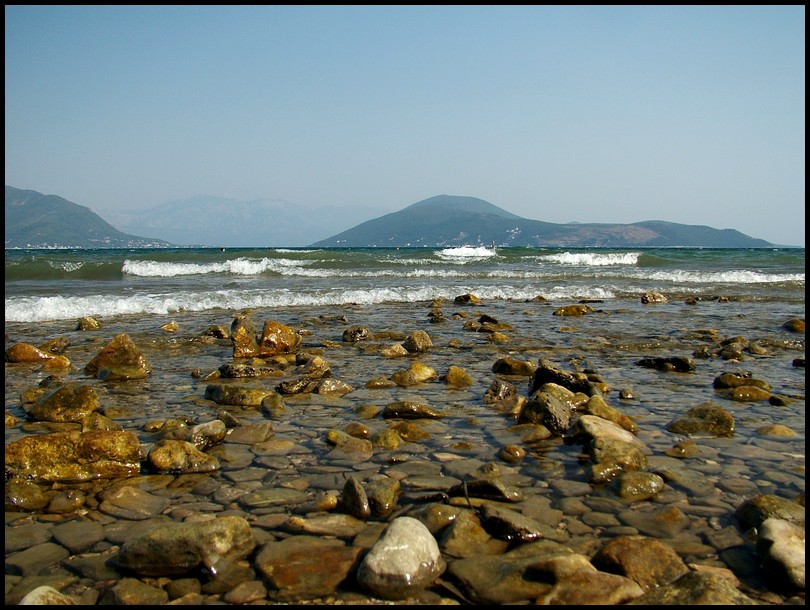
top-left (5, 186), bottom-right (174, 248)
top-left (310, 194), bottom-right (775, 248)
top-left (5, 187), bottom-right (779, 249)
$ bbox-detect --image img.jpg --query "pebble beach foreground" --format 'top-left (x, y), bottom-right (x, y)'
top-left (4, 294), bottom-right (805, 605)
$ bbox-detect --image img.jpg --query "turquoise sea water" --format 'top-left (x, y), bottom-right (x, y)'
top-left (5, 246), bottom-right (805, 323)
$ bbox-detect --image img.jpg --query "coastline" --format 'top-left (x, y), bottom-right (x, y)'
top-left (4, 292), bottom-right (805, 604)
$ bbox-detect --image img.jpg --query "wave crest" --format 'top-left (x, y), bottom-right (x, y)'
top-left (541, 251), bottom-right (641, 266)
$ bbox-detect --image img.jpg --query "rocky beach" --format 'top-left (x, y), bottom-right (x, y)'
top-left (6, 3), bottom-right (806, 604)
top-left (4, 287), bottom-right (805, 605)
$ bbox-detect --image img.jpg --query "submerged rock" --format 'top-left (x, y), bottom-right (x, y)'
top-left (84, 333), bottom-right (151, 380)
top-left (5, 429), bottom-right (141, 482)
top-left (117, 515), bottom-right (256, 577)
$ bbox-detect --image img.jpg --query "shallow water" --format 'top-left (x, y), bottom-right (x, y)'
top-left (4, 247), bottom-right (806, 603)
top-left (6, 296), bottom-right (805, 504)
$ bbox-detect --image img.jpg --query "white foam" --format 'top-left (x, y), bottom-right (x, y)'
top-left (122, 257), bottom-right (310, 277)
top-left (541, 251), bottom-right (641, 266)
top-left (4, 283), bottom-right (616, 322)
top-left (437, 246), bottom-right (497, 259)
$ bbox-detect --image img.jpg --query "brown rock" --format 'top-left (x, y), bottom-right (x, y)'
top-left (666, 402), bottom-right (735, 437)
top-left (390, 361), bottom-right (437, 386)
top-left (5, 429), bottom-right (141, 482)
top-left (581, 393), bottom-right (639, 435)
top-left (342, 325), bottom-right (372, 342)
top-left (256, 536), bottom-right (362, 602)
top-left (553, 304), bottom-right (595, 316)
top-left (231, 311), bottom-right (259, 358)
top-left (76, 316), bottom-right (101, 330)
top-left (84, 333), bottom-right (151, 380)
top-left (782, 318), bottom-right (805, 333)
top-left (5, 342), bottom-right (55, 362)
top-left (258, 320), bottom-right (301, 356)
top-left (626, 570), bottom-right (760, 605)
top-left (118, 516), bottom-right (256, 577)
top-left (27, 382), bottom-right (101, 423)
top-left (402, 329), bottom-right (433, 353)
top-left (147, 439), bottom-right (221, 473)
top-left (453, 293), bottom-right (480, 305)
top-left (491, 357), bottom-right (536, 376)
top-left (723, 385), bottom-right (771, 402)
top-left (443, 364), bottom-right (473, 387)
top-left (640, 291), bottom-right (668, 304)
top-left (592, 535), bottom-right (688, 592)
top-left (42, 355), bottom-right (71, 371)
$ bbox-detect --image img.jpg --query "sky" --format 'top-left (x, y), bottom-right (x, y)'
top-left (5, 5), bottom-right (806, 247)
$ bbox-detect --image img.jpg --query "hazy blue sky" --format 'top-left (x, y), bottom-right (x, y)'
top-left (5, 5), bottom-right (805, 246)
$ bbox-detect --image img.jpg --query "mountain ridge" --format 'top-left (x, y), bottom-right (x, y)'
top-left (96, 195), bottom-right (382, 247)
top-left (5, 186), bottom-right (785, 249)
top-left (5, 186), bottom-right (175, 248)
top-left (309, 194), bottom-right (776, 248)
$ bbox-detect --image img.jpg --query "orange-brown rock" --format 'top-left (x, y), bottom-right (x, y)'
top-left (5, 342), bottom-right (55, 362)
top-left (231, 311), bottom-right (260, 358)
top-left (5, 429), bottom-right (141, 482)
top-left (258, 320), bottom-right (302, 356)
top-left (84, 333), bottom-right (151, 380)
top-left (27, 382), bottom-right (101, 422)
top-left (553, 304), bottom-right (595, 316)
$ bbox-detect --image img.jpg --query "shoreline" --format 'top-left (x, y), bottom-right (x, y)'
top-left (5, 296), bottom-right (806, 604)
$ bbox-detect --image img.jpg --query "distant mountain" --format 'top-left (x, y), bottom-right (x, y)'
top-left (97, 195), bottom-right (383, 248)
top-left (4, 187), bottom-right (780, 250)
top-left (5, 186), bottom-right (174, 249)
top-left (310, 194), bottom-right (776, 248)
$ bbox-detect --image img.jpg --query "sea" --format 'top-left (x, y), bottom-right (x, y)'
top-left (4, 245), bottom-right (806, 603)
top-left (5, 245), bottom-right (806, 324)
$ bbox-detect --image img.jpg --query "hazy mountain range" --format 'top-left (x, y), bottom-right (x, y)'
top-left (95, 195), bottom-right (383, 248)
top-left (5, 185), bottom-right (779, 249)
top-left (5, 186), bottom-right (173, 249)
